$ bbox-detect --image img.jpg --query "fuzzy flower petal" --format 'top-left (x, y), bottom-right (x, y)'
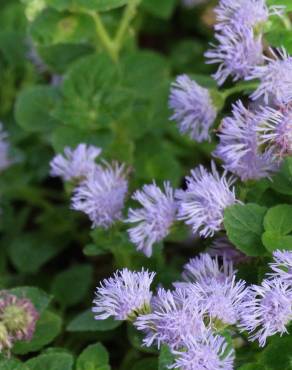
top-left (214, 100), bottom-right (278, 181)
top-left (239, 279), bottom-right (292, 346)
top-left (169, 75), bottom-right (217, 142)
top-left (71, 162), bottom-right (128, 228)
top-left (205, 25), bottom-right (264, 85)
top-left (135, 288), bottom-right (206, 350)
top-left (127, 182), bottom-right (177, 257)
top-left (247, 48), bottom-right (292, 105)
top-left (50, 143), bottom-right (102, 181)
top-left (93, 269), bottom-right (155, 321)
top-left (170, 330), bottom-right (235, 370)
top-left (176, 162), bottom-right (238, 237)
top-left (269, 250), bottom-right (292, 281)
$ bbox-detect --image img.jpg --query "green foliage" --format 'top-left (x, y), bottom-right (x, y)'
top-left (76, 343), bottom-right (110, 370)
top-left (26, 352), bottom-right (74, 370)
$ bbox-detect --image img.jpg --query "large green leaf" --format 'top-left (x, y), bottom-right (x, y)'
top-left (26, 352), bottom-right (74, 370)
top-left (258, 335), bottom-right (292, 370)
top-left (76, 343), bottom-right (110, 370)
top-left (224, 203), bottom-right (267, 256)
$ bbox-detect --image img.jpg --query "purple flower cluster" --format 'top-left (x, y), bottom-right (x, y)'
top-left (0, 292), bottom-right (39, 354)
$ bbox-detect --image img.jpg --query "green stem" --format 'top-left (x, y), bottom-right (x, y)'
top-left (88, 11), bottom-right (118, 62)
top-left (114, 0), bottom-right (140, 53)
top-left (222, 81), bottom-right (259, 99)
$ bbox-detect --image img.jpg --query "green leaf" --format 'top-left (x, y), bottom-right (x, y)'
top-left (238, 364), bottom-right (265, 370)
top-left (132, 358), bottom-right (158, 370)
top-left (67, 309), bottom-right (122, 332)
top-left (26, 352), bottom-right (74, 370)
top-left (269, 158), bottom-right (292, 195)
top-left (0, 359), bottom-right (29, 370)
top-left (8, 233), bottom-right (64, 274)
top-left (7, 287), bottom-right (52, 314)
top-left (141, 0), bottom-right (176, 19)
top-left (15, 86), bottom-right (60, 133)
top-left (51, 264), bottom-right (93, 307)
top-left (76, 343), bottom-right (110, 370)
top-left (13, 310), bottom-right (62, 354)
top-left (258, 335), bottom-right (292, 370)
top-left (224, 203), bottom-right (267, 256)
top-left (267, 0), bottom-right (292, 11)
top-left (45, 0), bottom-right (128, 11)
top-left (159, 345), bottom-right (175, 370)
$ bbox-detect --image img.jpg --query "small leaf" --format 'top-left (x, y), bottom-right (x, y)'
top-left (141, 0), bottom-right (176, 19)
top-left (76, 343), bottom-right (110, 370)
top-left (26, 352), bottom-right (74, 370)
top-left (224, 203), bottom-right (267, 256)
top-left (46, 0), bottom-right (128, 11)
top-left (0, 359), bottom-right (29, 370)
top-left (159, 345), bottom-right (175, 370)
top-left (67, 309), bottom-right (122, 332)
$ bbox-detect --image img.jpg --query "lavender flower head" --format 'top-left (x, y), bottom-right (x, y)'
top-left (0, 124), bottom-right (13, 172)
top-left (93, 269), bottom-right (155, 321)
top-left (176, 162), bottom-right (238, 237)
top-left (269, 250), bottom-right (292, 281)
top-left (50, 143), bottom-right (102, 182)
top-left (239, 279), bottom-right (292, 347)
top-left (135, 288), bottom-right (206, 349)
top-left (182, 253), bottom-right (235, 285)
top-left (247, 48), bottom-right (292, 105)
top-left (205, 25), bottom-right (263, 85)
top-left (127, 182), bottom-right (177, 257)
top-left (0, 293), bottom-right (39, 343)
top-left (214, 100), bottom-right (277, 181)
top-left (169, 75), bottom-right (217, 142)
top-left (214, 0), bottom-right (279, 31)
top-left (170, 330), bottom-right (235, 370)
top-left (71, 162), bottom-right (128, 228)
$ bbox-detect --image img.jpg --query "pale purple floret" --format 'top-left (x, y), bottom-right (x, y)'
top-left (135, 288), bottom-right (206, 350)
top-left (0, 124), bottom-right (13, 172)
top-left (187, 276), bottom-right (247, 325)
top-left (247, 48), bottom-right (292, 105)
top-left (256, 106), bottom-right (292, 159)
top-left (50, 143), bottom-right (102, 182)
top-left (239, 279), bottom-right (292, 347)
top-left (93, 269), bottom-right (155, 321)
top-left (176, 162), bottom-right (238, 237)
top-left (170, 330), bottom-right (235, 370)
top-left (127, 182), bottom-right (177, 258)
top-left (71, 162), bottom-right (128, 228)
top-left (208, 236), bottom-right (250, 264)
top-left (214, 100), bottom-right (278, 181)
top-left (214, 0), bottom-right (280, 31)
top-left (205, 25), bottom-right (263, 85)
top-left (169, 75), bottom-right (217, 142)
top-left (269, 250), bottom-right (292, 281)
top-left (182, 253), bottom-right (235, 285)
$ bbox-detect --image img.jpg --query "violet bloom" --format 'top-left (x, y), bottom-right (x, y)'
top-left (93, 269), bottom-right (155, 321)
top-left (0, 293), bottom-right (39, 343)
top-left (0, 124), bottom-right (13, 172)
top-left (135, 288), bottom-right (206, 349)
top-left (205, 25), bottom-right (263, 85)
top-left (71, 162), bottom-right (128, 228)
top-left (50, 143), bottom-right (102, 182)
top-left (127, 182), bottom-right (177, 257)
top-left (269, 250), bottom-right (292, 281)
top-left (169, 75), bottom-right (217, 142)
top-left (214, 100), bottom-right (277, 181)
top-left (176, 162), bottom-right (238, 237)
top-left (208, 236), bottom-right (250, 264)
top-left (239, 279), bottom-right (292, 347)
top-left (247, 48), bottom-right (292, 105)
top-left (182, 253), bottom-right (235, 284)
top-left (170, 330), bottom-right (235, 370)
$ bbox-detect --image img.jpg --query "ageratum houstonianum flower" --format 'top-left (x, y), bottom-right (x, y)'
top-left (0, 293), bottom-right (39, 343)
top-left (169, 75), bottom-right (217, 142)
top-left (214, 100), bottom-right (277, 181)
top-left (135, 288), bottom-right (206, 349)
top-left (93, 269), bottom-right (155, 321)
top-left (269, 250), bottom-right (292, 281)
top-left (205, 25), bottom-right (263, 85)
top-left (170, 330), bottom-right (235, 370)
top-left (239, 279), bottom-right (292, 347)
top-left (71, 162), bottom-right (128, 228)
top-left (247, 48), bottom-right (292, 105)
top-left (50, 143), bottom-right (102, 182)
top-left (127, 182), bottom-right (177, 258)
top-left (176, 162), bottom-right (238, 237)
top-left (182, 253), bottom-right (235, 284)
top-left (214, 0), bottom-right (280, 31)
